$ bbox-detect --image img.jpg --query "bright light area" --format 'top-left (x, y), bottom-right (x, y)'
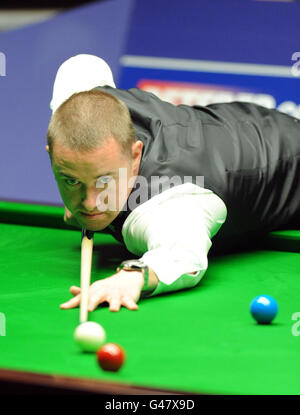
top-left (0, 9), bottom-right (59, 32)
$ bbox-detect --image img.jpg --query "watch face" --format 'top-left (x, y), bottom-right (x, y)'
top-left (122, 260), bottom-right (145, 269)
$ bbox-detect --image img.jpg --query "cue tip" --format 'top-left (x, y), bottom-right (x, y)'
top-left (82, 228), bottom-right (94, 240)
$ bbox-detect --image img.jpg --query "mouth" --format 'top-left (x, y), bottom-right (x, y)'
top-left (79, 212), bottom-right (105, 219)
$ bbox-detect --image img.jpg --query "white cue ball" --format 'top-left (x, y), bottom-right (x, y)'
top-left (74, 322), bottom-right (106, 352)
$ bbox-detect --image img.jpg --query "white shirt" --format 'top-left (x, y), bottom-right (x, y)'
top-left (50, 54), bottom-right (228, 297)
top-left (122, 183), bottom-right (227, 296)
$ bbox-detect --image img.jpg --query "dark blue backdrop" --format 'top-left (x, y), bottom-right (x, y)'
top-left (126, 0), bottom-right (300, 65)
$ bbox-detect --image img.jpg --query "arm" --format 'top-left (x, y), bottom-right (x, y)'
top-left (122, 183), bottom-right (227, 296)
top-left (60, 183), bottom-right (226, 312)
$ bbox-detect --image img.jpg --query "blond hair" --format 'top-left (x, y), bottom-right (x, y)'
top-left (47, 89), bottom-right (136, 157)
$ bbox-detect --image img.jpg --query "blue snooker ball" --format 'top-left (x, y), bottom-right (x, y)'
top-left (250, 295), bottom-right (278, 324)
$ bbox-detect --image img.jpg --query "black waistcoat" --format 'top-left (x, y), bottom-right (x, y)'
top-left (96, 86), bottom-right (300, 251)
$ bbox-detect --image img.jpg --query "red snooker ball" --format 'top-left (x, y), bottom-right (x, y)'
top-left (97, 343), bottom-right (125, 372)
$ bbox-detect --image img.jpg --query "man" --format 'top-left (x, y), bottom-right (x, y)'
top-left (46, 54), bottom-right (300, 313)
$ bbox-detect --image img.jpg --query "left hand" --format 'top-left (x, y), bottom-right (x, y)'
top-left (60, 270), bottom-right (144, 312)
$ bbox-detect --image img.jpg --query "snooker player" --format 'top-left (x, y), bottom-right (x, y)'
top-left (46, 54), bottom-right (300, 312)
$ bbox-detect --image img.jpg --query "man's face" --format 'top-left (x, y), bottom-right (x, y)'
top-left (49, 137), bottom-right (142, 231)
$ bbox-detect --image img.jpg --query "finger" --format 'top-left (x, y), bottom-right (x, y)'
top-left (122, 296), bottom-right (139, 310)
top-left (70, 286), bottom-right (81, 295)
top-left (60, 294), bottom-right (80, 309)
top-left (109, 297), bottom-right (122, 312)
top-left (88, 292), bottom-right (107, 312)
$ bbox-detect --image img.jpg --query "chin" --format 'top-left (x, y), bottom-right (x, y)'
top-left (86, 216), bottom-right (116, 232)
top-left (77, 211), bottom-right (118, 231)
top-left (85, 221), bottom-right (108, 231)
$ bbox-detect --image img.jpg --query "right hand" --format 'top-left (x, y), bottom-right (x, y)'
top-left (64, 206), bottom-right (81, 228)
top-left (60, 270), bottom-right (144, 312)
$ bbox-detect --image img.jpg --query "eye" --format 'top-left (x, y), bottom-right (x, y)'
top-left (98, 175), bottom-right (112, 184)
top-left (65, 178), bottom-right (80, 186)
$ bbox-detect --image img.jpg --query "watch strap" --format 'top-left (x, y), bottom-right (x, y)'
top-left (117, 260), bottom-right (149, 292)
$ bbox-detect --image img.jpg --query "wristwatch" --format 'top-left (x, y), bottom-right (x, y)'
top-left (117, 259), bottom-right (149, 292)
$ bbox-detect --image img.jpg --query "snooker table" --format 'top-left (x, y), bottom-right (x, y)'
top-left (0, 200), bottom-right (299, 395)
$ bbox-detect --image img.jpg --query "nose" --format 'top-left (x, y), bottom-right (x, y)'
top-left (80, 187), bottom-right (98, 213)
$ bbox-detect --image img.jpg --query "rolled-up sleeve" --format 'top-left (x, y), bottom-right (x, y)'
top-left (121, 183), bottom-right (227, 296)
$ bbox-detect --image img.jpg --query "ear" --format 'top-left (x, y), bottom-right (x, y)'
top-left (131, 140), bottom-right (143, 174)
top-left (46, 145), bottom-right (50, 153)
top-left (132, 140), bottom-right (143, 158)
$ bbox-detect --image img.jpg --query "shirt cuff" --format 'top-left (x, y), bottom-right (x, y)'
top-left (140, 245), bottom-right (209, 296)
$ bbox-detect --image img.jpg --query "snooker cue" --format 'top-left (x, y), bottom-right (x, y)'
top-left (80, 228), bottom-right (94, 323)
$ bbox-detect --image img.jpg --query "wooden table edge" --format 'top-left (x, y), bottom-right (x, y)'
top-left (0, 368), bottom-right (203, 395)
